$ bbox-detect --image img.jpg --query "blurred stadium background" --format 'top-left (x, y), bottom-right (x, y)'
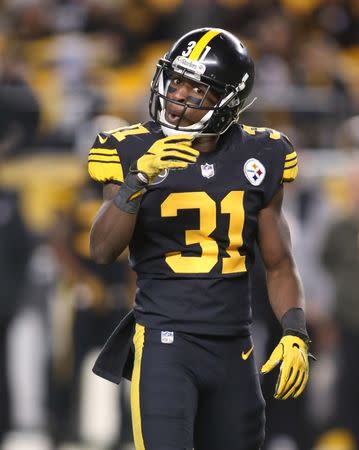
top-left (0, 0), bottom-right (359, 449)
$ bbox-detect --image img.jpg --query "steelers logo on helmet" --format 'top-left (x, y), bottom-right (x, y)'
top-left (149, 27), bottom-right (255, 137)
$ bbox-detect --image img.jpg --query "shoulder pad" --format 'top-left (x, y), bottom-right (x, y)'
top-left (241, 125), bottom-right (298, 183)
top-left (88, 123), bottom-right (150, 183)
top-left (241, 125), bottom-right (282, 141)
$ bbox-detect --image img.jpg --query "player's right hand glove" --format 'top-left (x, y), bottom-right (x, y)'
top-left (133, 134), bottom-right (199, 182)
top-left (261, 335), bottom-right (309, 400)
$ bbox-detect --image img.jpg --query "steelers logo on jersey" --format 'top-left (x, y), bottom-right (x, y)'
top-left (243, 158), bottom-right (266, 186)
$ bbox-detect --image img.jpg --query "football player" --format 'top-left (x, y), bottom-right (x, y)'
top-left (88, 28), bottom-right (311, 450)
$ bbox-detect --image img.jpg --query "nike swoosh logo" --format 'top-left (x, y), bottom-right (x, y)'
top-left (242, 345), bottom-right (254, 360)
top-left (99, 135), bottom-right (108, 144)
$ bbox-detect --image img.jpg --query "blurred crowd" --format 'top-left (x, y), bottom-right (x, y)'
top-left (0, 0), bottom-right (358, 150)
top-left (0, 0), bottom-right (359, 450)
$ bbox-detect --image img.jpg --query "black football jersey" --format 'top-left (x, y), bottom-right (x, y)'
top-left (88, 121), bottom-right (298, 335)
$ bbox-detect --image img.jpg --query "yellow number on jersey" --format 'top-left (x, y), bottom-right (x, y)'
top-left (105, 123), bottom-right (150, 143)
top-left (160, 191), bottom-right (246, 274)
top-left (221, 191), bottom-right (246, 274)
top-left (242, 125), bottom-right (281, 140)
top-left (161, 192), bottom-right (218, 273)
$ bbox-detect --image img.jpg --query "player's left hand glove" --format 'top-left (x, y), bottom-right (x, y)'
top-left (261, 335), bottom-right (309, 400)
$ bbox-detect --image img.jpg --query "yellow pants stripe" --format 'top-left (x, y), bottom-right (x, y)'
top-left (131, 324), bottom-right (146, 450)
top-left (189, 29), bottom-right (221, 61)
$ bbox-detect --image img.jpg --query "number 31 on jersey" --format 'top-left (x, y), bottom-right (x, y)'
top-left (161, 191), bottom-right (245, 275)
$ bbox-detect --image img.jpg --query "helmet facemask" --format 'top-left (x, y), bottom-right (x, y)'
top-left (149, 57), bottom-right (247, 137)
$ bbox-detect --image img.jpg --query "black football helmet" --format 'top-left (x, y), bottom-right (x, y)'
top-left (149, 27), bottom-right (255, 136)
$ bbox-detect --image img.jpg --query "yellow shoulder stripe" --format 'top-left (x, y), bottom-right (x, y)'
top-left (283, 149), bottom-right (298, 182)
top-left (89, 148), bottom-right (118, 155)
top-left (282, 165), bottom-right (298, 182)
top-left (284, 159), bottom-right (297, 169)
top-left (88, 160), bottom-right (124, 183)
top-left (88, 154), bottom-right (120, 163)
top-left (285, 151), bottom-right (297, 161)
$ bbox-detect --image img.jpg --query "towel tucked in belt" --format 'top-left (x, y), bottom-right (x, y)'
top-left (92, 309), bottom-right (135, 384)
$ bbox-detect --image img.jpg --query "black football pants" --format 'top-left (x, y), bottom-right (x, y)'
top-left (130, 324), bottom-right (265, 450)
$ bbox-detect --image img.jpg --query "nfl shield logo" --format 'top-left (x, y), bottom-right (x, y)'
top-left (161, 331), bottom-right (174, 344)
top-left (201, 163), bottom-right (215, 178)
top-left (244, 158), bottom-right (266, 186)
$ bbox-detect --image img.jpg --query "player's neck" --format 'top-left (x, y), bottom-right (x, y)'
top-left (193, 135), bottom-right (219, 153)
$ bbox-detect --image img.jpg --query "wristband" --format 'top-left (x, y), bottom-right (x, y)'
top-left (113, 172), bottom-right (148, 214)
top-left (281, 308), bottom-right (309, 343)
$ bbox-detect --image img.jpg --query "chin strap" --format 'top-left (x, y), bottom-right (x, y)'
top-left (236, 97), bottom-right (257, 116)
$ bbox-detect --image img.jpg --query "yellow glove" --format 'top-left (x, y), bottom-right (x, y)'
top-left (261, 335), bottom-right (309, 400)
top-left (135, 134), bottom-right (199, 181)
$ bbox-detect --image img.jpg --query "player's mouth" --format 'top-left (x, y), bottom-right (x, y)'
top-left (165, 102), bottom-right (190, 124)
top-left (165, 109), bottom-right (182, 125)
